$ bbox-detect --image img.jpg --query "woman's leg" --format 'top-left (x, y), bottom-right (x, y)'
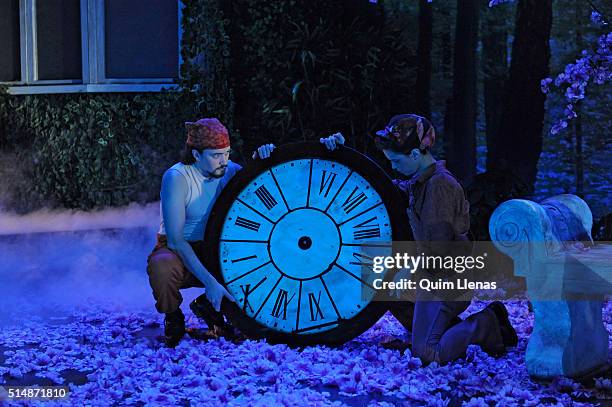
top-left (411, 300), bottom-right (504, 364)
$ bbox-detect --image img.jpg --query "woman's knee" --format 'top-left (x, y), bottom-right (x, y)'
top-left (412, 342), bottom-right (438, 365)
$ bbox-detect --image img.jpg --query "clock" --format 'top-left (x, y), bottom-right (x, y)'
top-left (204, 142), bottom-right (411, 345)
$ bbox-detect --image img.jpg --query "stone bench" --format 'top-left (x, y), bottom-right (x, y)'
top-left (489, 194), bottom-right (611, 379)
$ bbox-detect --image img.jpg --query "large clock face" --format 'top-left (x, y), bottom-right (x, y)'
top-left (204, 142), bottom-right (410, 345)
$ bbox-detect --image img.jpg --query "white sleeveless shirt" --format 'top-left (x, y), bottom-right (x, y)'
top-left (158, 160), bottom-right (241, 241)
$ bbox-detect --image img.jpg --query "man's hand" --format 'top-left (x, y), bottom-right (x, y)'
top-left (252, 143), bottom-right (276, 159)
top-left (320, 132), bottom-right (345, 151)
top-left (204, 280), bottom-right (236, 312)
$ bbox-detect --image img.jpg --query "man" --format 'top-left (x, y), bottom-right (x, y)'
top-left (147, 118), bottom-right (330, 347)
top-left (147, 118), bottom-right (276, 347)
top-left (325, 114), bottom-right (518, 364)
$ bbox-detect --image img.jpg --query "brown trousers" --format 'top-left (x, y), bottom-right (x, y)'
top-left (146, 235), bottom-right (205, 314)
top-left (387, 296), bottom-right (503, 365)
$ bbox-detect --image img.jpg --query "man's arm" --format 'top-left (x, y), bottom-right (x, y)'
top-left (161, 169), bottom-right (233, 311)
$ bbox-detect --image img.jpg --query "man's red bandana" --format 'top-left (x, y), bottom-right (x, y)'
top-left (185, 118), bottom-right (230, 150)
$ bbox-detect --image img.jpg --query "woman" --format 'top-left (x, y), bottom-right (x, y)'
top-left (323, 114), bottom-right (517, 364)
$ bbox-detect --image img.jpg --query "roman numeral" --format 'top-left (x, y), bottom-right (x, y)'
top-left (349, 252), bottom-right (374, 267)
top-left (319, 170), bottom-right (337, 198)
top-left (231, 255), bottom-right (257, 263)
top-left (271, 289), bottom-right (295, 320)
top-left (342, 187), bottom-right (368, 214)
top-left (308, 291), bottom-right (324, 321)
top-left (240, 277), bottom-right (267, 313)
top-left (353, 216), bottom-right (381, 240)
top-left (354, 229), bottom-right (381, 240)
top-left (235, 216), bottom-right (260, 232)
top-left (254, 185), bottom-right (278, 210)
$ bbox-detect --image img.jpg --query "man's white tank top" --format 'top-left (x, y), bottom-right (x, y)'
top-left (158, 160), bottom-right (241, 241)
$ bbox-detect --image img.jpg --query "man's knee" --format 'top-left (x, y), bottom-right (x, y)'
top-left (147, 251), bottom-right (183, 287)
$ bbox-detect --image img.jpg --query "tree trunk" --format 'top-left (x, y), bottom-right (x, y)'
top-left (415, 0), bottom-right (433, 119)
top-left (483, 2), bottom-right (509, 172)
top-left (441, 10), bottom-right (452, 79)
top-left (574, 0), bottom-right (584, 197)
top-left (491, 0), bottom-right (553, 194)
top-left (574, 103), bottom-right (584, 196)
top-left (445, 0), bottom-right (479, 186)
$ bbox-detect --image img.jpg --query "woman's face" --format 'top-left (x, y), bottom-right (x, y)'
top-left (383, 149), bottom-right (420, 177)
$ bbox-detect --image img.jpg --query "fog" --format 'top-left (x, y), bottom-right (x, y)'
top-left (0, 202), bottom-right (160, 235)
top-left (0, 203), bottom-right (200, 326)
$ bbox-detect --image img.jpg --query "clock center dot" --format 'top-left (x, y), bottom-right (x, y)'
top-left (269, 208), bottom-right (340, 280)
top-left (298, 236), bottom-right (312, 250)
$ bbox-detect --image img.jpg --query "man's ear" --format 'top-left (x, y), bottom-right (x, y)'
top-left (192, 149), bottom-right (200, 161)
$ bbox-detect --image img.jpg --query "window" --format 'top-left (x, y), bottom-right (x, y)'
top-left (1, 0), bottom-right (181, 94)
top-left (37, 0), bottom-right (83, 81)
top-left (104, 0), bottom-right (178, 79)
top-left (0, 0), bottom-right (21, 82)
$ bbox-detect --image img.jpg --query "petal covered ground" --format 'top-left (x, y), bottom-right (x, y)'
top-left (0, 300), bottom-right (610, 406)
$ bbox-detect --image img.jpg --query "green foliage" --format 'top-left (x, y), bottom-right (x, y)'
top-left (3, 0), bottom-right (606, 216)
top-left (0, 0), bottom-right (236, 212)
top-left (179, 0), bottom-right (241, 150)
top-left (228, 0), bottom-right (416, 156)
top-left (0, 0), bottom-right (417, 211)
top-left (0, 92), bottom-right (196, 212)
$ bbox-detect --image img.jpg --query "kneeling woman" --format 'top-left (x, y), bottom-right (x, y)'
top-left (324, 115), bottom-right (517, 364)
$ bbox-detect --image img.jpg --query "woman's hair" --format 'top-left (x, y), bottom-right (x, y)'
top-left (179, 143), bottom-right (202, 165)
top-left (374, 116), bottom-right (428, 155)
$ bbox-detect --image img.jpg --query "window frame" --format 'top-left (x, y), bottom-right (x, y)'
top-left (3, 0), bottom-right (182, 94)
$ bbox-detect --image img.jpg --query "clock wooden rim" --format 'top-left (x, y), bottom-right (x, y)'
top-left (203, 141), bottom-right (411, 346)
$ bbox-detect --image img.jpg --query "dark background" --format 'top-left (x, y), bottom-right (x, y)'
top-left (1, 0), bottom-right (610, 240)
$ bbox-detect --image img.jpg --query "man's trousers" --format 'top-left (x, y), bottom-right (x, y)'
top-left (146, 237), bottom-right (205, 314)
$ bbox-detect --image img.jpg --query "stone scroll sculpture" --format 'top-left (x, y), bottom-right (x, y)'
top-left (489, 194), bottom-right (611, 379)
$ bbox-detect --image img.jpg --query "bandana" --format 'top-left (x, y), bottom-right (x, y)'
top-left (185, 118), bottom-right (230, 150)
top-left (375, 114), bottom-right (436, 149)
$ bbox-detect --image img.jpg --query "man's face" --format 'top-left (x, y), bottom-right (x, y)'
top-left (194, 147), bottom-right (231, 178)
top-left (383, 149), bottom-right (419, 178)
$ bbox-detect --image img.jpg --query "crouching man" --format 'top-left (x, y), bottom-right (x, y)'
top-left (147, 118), bottom-right (277, 347)
top-left (147, 118), bottom-right (337, 347)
